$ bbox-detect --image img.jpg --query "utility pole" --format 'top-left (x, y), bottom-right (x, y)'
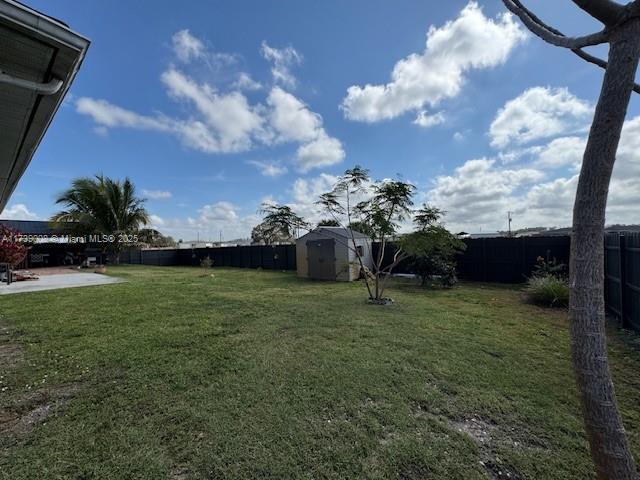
top-left (219, 230), bottom-right (222, 244)
top-left (507, 211), bottom-right (513, 237)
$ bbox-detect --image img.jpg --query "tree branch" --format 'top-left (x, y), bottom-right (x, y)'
top-left (503, 0), bottom-right (611, 48)
top-left (573, 48), bottom-right (640, 94)
top-left (506, 0), bottom-right (640, 94)
top-left (571, 0), bottom-right (625, 26)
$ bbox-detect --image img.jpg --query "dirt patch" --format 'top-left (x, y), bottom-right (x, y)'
top-left (170, 465), bottom-right (191, 479)
top-left (398, 462), bottom-right (430, 480)
top-left (0, 325), bottom-right (23, 369)
top-left (482, 459), bottom-right (521, 479)
top-left (0, 343), bottom-right (23, 370)
top-left (410, 401), bottom-right (522, 480)
top-left (1, 383), bottom-right (81, 443)
top-left (448, 416), bottom-right (522, 479)
top-left (451, 417), bottom-right (494, 444)
top-left (1, 378), bottom-right (82, 445)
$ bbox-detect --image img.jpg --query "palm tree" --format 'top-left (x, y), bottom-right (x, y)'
top-left (52, 175), bottom-right (149, 262)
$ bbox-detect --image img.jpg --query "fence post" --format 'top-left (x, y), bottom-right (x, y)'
top-left (619, 234), bottom-right (628, 328)
top-left (284, 245), bottom-right (288, 270)
top-left (521, 236), bottom-right (527, 280)
top-left (482, 238), bottom-right (488, 282)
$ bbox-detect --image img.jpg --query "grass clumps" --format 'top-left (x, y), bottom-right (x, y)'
top-left (526, 274), bottom-right (570, 308)
top-left (525, 254), bottom-right (569, 308)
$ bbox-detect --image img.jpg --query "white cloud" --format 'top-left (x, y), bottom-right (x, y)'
top-left (172, 29), bottom-right (205, 63)
top-left (142, 190), bottom-right (173, 200)
top-left (425, 111), bottom-right (640, 232)
top-left (76, 98), bottom-right (172, 132)
top-left (248, 160), bottom-right (288, 177)
top-left (288, 173), bottom-right (339, 225)
top-left (296, 133), bottom-right (345, 172)
top-left (453, 131), bottom-right (466, 142)
top-left (413, 110), bottom-right (445, 128)
top-left (233, 72), bottom-right (263, 91)
top-left (150, 201), bottom-right (260, 241)
top-left (261, 41), bottom-right (302, 88)
top-left (161, 68), bottom-right (266, 153)
top-left (342, 2), bottom-right (526, 123)
top-left (490, 87), bottom-right (592, 148)
top-left (198, 201), bottom-right (239, 223)
top-left (76, 94), bottom-right (262, 155)
top-left (266, 87), bottom-right (345, 171)
top-left (535, 136), bottom-right (585, 169)
top-left (521, 176), bottom-right (578, 227)
top-left (76, 38), bottom-right (344, 171)
top-left (149, 214), bottom-right (166, 227)
top-left (1, 203), bottom-right (39, 221)
top-left (267, 87), bottom-right (322, 143)
top-left (427, 158), bottom-right (545, 232)
top-left (614, 115), bottom-right (640, 179)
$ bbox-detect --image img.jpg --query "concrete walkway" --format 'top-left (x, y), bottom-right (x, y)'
top-left (0, 273), bottom-right (122, 295)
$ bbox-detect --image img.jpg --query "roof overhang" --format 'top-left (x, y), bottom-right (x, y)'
top-left (0, 0), bottom-right (89, 211)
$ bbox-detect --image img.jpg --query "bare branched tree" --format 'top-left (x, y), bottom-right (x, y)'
top-left (502, 1), bottom-right (640, 477)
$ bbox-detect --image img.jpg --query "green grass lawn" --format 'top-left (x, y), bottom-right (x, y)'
top-left (1, 266), bottom-right (640, 479)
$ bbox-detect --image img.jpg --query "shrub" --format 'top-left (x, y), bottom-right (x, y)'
top-left (532, 252), bottom-right (566, 278)
top-left (0, 225), bottom-right (29, 267)
top-left (200, 256), bottom-right (213, 268)
top-left (526, 274), bottom-right (569, 308)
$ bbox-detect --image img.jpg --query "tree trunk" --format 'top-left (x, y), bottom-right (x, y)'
top-left (570, 18), bottom-right (640, 480)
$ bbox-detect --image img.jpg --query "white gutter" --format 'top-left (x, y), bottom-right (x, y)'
top-left (0, 69), bottom-right (63, 95)
top-left (0, 0), bottom-right (91, 212)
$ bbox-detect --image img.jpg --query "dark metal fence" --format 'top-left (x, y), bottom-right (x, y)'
top-left (120, 237), bottom-right (573, 282)
top-left (118, 244), bottom-right (296, 271)
top-left (605, 232), bottom-right (640, 330)
top-left (372, 236), bottom-right (572, 283)
top-left (118, 249), bottom-right (179, 266)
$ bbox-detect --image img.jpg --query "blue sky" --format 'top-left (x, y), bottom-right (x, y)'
top-left (2, 0), bottom-right (639, 240)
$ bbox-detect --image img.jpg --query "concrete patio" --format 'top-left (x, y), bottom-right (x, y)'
top-left (0, 272), bottom-right (122, 295)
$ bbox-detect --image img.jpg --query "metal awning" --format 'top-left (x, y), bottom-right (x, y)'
top-left (0, 0), bottom-right (89, 211)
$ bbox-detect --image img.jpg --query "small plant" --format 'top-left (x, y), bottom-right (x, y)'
top-left (526, 274), bottom-right (569, 308)
top-left (200, 256), bottom-right (213, 268)
top-left (532, 252), bottom-right (566, 279)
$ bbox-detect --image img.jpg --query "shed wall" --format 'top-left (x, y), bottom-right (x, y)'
top-left (296, 230), bottom-right (372, 281)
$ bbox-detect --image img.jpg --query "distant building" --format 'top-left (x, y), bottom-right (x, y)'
top-left (177, 241), bottom-right (214, 249)
top-left (467, 232), bottom-right (505, 239)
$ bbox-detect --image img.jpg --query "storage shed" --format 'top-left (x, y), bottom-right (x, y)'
top-left (296, 227), bottom-right (373, 281)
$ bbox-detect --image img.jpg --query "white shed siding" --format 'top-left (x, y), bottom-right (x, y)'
top-left (296, 227), bottom-right (372, 282)
top-left (347, 237), bottom-right (373, 281)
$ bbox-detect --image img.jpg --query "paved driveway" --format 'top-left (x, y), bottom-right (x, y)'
top-left (0, 273), bottom-right (122, 295)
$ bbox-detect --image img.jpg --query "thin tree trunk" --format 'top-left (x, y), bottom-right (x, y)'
top-left (570, 18), bottom-right (640, 479)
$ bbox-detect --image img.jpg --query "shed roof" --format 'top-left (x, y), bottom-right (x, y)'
top-left (299, 227), bottom-right (370, 241)
top-left (0, 0), bottom-right (90, 211)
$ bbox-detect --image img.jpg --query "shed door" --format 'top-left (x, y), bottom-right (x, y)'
top-left (307, 239), bottom-right (336, 280)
